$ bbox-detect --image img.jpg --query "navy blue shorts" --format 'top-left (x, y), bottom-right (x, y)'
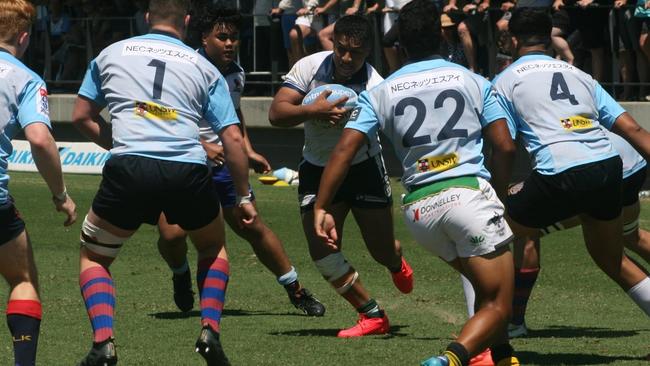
top-left (210, 164), bottom-right (254, 208)
top-left (0, 197), bottom-right (25, 246)
top-left (622, 167), bottom-right (647, 206)
top-left (507, 156), bottom-right (623, 228)
top-left (92, 155), bottom-right (221, 231)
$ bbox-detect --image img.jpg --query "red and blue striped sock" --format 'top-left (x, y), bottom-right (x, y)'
top-left (80, 266), bottom-right (115, 343)
top-left (6, 299), bottom-right (41, 365)
top-left (197, 257), bottom-right (229, 332)
top-left (512, 267), bottom-right (539, 325)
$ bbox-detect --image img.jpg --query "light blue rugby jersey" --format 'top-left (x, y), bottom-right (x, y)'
top-left (78, 31), bottom-right (239, 165)
top-left (0, 50), bottom-right (52, 204)
top-left (346, 57), bottom-right (506, 190)
top-left (605, 129), bottom-right (646, 179)
top-left (494, 53), bottom-right (621, 175)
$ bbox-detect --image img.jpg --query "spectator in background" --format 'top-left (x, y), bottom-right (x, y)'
top-left (440, 13), bottom-right (468, 66)
top-left (381, 0), bottom-right (411, 74)
top-left (635, 0), bottom-right (650, 100)
top-left (556, 0), bottom-right (613, 81)
top-left (443, 0), bottom-right (491, 73)
top-left (270, 0), bottom-right (304, 66)
top-left (550, 4), bottom-right (575, 64)
top-left (288, 0), bottom-right (327, 62)
top-left (316, 0), bottom-right (363, 51)
top-left (614, 0), bottom-right (648, 101)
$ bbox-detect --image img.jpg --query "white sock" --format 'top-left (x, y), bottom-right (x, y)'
top-left (627, 277), bottom-right (650, 317)
top-left (461, 274), bottom-right (476, 318)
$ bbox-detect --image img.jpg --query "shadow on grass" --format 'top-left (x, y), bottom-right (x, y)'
top-left (149, 308), bottom-right (295, 319)
top-left (517, 351), bottom-right (646, 365)
top-left (269, 324), bottom-right (410, 338)
top-left (522, 325), bottom-right (645, 339)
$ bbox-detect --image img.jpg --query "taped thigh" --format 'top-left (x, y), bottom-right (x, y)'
top-left (80, 216), bottom-right (129, 258)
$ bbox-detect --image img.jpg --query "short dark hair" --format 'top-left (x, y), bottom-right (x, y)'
top-left (333, 15), bottom-right (372, 48)
top-left (398, 0), bottom-right (441, 60)
top-left (185, 4), bottom-right (241, 47)
top-left (148, 0), bottom-right (190, 28)
top-left (509, 7), bottom-right (552, 47)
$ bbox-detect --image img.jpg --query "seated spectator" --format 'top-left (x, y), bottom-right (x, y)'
top-left (635, 0), bottom-right (650, 100)
top-left (440, 13), bottom-right (468, 66)
top-left (443, 0), bottom-right (491, 73)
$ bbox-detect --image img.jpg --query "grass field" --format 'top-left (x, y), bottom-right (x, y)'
top-left (0, 171), bottom-right (649, 365)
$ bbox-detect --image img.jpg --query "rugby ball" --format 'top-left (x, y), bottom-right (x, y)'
top-left (301, 84), bottom-right (358, 109)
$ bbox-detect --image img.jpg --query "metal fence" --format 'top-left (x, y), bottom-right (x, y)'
top-left (24, 6), bottom-right (650, 99)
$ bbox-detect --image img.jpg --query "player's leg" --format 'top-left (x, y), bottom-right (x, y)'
top-left (351, 207), bottom-right (413, 293)
top-left (299, 159), bottom-right (389, 336)
top-left (222, 203), bottom-right (325, 316)
top-left (302, 203), bottom-right (389, 337)
top-left (457, 20), bottom-right (477, 72)
top-left (509, 237), bottom-right (540, 338)
top-left (186, 214), bottom-right (231, 366)
top-left (406, 178), bottom-right (517, 366)
top-left (157, 213), bottom-right (194, 312)
top-left (0, 223), bottom-right (41, 366)
top-left (580, 214), bottom-right (650, 316)
top-left (349, 153), bottom-right (413, 293)
top-left (78, 209), bottom-right (133, 366)
top-left (623, 200), bottom-right (650, 263)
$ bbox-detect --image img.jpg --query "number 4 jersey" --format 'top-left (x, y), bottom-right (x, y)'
top-left (346, 57), bottom-right (506, 190)
top-left (78, 31), bottom-right (239, 165)
top-left (493, 53), bottom-right (623, 175)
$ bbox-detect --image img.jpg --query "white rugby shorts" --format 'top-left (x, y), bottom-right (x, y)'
top-left (401, 177), bottom-right (513, 262)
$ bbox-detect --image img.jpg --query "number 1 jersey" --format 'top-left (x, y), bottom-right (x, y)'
top-left (493, 53), bottom-right (623, 175)
top-left (345, 57), bottom-right (506, 190)
top-left (78, 31), bottom-right (239, 165)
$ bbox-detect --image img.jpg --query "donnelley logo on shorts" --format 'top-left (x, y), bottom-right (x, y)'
top-left (416, 152), bottom-right (459, 173)
top-left (135, 101), bottom-right (177, 120)
top-left (560, 115), bottom-right (593, 131)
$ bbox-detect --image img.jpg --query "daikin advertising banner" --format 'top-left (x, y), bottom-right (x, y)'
top-left (8, 140), bottom-right (108, 174)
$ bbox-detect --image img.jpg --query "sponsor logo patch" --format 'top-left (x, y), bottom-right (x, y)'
top-left (37, 87), bottom-right (49, 116)
top-left (560, 115), bottom-right (593, 131)
top-left (416, 152), bottom-right (459, 173)
top-left (134, 101), bottom-right (177, 120)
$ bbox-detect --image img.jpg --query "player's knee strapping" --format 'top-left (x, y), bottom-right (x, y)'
top-left (80, 216), bottom-right (128, 258)
top-left (540, 222), bottom-right (565, 236)
top-left (623, 219), bottom-right (639, 236)
top-left (314, 252), bottom-right (359, 294)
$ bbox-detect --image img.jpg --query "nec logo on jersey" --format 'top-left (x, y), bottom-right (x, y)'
top-left (416, 152), bottom-right (459, 173)
top-left (135, 101), bottom-right (177, 120)
top-left (37, 87), bottom-right (49, 116)
top-left (560, 115), bottom-right (593, 131)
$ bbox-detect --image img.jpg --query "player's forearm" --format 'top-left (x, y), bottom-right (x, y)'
top-left (74, 117), bottom-right (112, 151)
top-left (221, 125), bottom-right (251, 196)
top-left (613, 113), bottom-right (650, 162)
top-left (236, 109), bottom-right (254, 154)
top-left (28, 131), bottom-right (66, 197)
top-left (269, 101), bottom-right (315, 127)
top-left (485, 120), bottom-right (516, 201)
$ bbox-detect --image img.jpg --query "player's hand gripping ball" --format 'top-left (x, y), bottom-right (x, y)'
top-left (301, 84), bottom-right (358, 127)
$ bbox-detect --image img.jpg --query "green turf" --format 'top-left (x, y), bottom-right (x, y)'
top-left (0, 171), bottom-right (649, 365)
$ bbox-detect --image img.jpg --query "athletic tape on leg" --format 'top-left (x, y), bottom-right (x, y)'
top-left (80, 216), bottom-right (128, 258)
top-left (314, 252), bottom-right (351, 282)
top-left (335, 271), bottom-right (359, 294)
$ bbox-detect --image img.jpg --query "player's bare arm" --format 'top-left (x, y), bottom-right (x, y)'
top-left (71, 96), bottom-right (113, 151)
top-left (612, 112), bottom-right (650, 162)
top-left (220, 124), bottom-right (258, 226)
top-left (236, 109), bottom-right (271, 173)
top-left (24, 123), bottom-right (77, 226)
top-left (269, 88), bottom-right (348, 127)
top-left (313, 128), bottom-right (367, 246)
top-left (483, 118), bottom-right (516, 202)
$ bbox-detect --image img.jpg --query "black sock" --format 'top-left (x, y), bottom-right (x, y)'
top-left (490, 343), bottom-right (514, 363)
top-left (7, 314), bottom-right (40, 365)
top-left (444, 341), bottom-right (470, 366)
top-left (284, 280), bottom-right (300, 294)
top-left (356, 299), bottom-right (384, 318)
